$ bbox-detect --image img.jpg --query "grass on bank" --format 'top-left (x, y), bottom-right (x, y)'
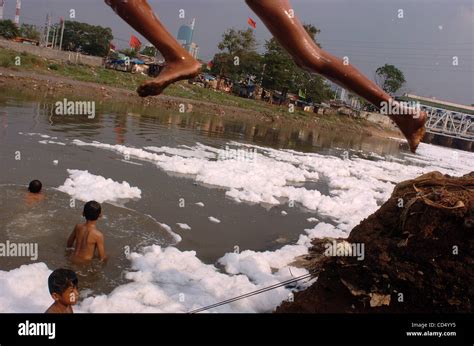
top-left (0, 47), bottom-right (374, 127)
top-left (0, 47), bottom-right (318, 116)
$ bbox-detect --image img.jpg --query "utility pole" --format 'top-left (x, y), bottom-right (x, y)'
top-left (45, 13), bottom-right (51, 47)
top-left (260, 63), bottom-right (266, 84)
top-left (14, 0), bottom-right (21, 26)
top-left (59, 17), bottom-right (65, 50)
top-left (0, 0), bottom-right (5, 21)
top-left (51, 25), bottom-right (57, 49)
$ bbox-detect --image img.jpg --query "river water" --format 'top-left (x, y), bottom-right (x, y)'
top-left (1, 93), bottom-right (471, 311)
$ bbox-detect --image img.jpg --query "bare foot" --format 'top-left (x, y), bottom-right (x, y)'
top-left (392, 110), bottom-right (427, 153)
top-left (137, 60), bottom-right (201, 97)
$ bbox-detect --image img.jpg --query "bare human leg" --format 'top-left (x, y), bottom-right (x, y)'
top-left (105, 0), bottom-right (201, 97)
top-left (245, 0), bottom-right (426, 152)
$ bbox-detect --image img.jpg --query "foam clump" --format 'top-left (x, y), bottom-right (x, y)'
top-left (58, 169), bottom-right (141, 203)
top-left (70, 140), bottom-right (474, 233)
top-left (208, 217), bottom-right (221, 224)
top-left (79, 245), bottom-right (295, 313)
top-left (0, 263), bottom-right (51, 313)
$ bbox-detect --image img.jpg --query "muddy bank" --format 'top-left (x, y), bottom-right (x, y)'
top-left (0, 67), bottom-right (401, 142)
top-left (277, 171), bottom-right (474, 313)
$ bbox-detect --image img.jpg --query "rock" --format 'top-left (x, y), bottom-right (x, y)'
top-left (369, 293), bottom-right (391, 307)
top-left (276, 171), bottom-right (474, 313)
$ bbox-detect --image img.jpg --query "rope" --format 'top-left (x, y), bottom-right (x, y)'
top-left (188, 270), bottom-right (317, 314)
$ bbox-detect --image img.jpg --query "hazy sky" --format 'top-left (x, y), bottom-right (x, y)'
top-left (2, 0), bottom-right (473, 104)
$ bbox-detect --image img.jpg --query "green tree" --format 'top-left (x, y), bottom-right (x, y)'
top-left (119, 48), bottom-right (137, 58)
top-left (61, 21), bottom-right (113, 57)
top-left (0, 20), bottom-right (19, 39)
top-left (19, 24), bottom-right (40, 40)
top-left (375, 64), bottom-right (406, 95)
top-left (211, 28), bottom-right (262, 80)
top-left (140, 46), bottom-right (157, 57)
top-left (262, 24), bottom-right (332, 103)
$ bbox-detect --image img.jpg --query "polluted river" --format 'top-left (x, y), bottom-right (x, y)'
top-left (0, 93), bottom-right (472, 313)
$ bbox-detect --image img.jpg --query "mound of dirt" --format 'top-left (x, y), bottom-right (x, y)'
top-left (277, 171), bottom-right (474, 313)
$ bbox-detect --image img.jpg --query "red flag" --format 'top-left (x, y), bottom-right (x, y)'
top-left (207, 61), bottom-right (214, 70)
top-left (109, 42), bottom-right (116, 51)
top-left (130, 35), bottom-right (142, 50)
top-left (247, 17), bottom-right (257, 29)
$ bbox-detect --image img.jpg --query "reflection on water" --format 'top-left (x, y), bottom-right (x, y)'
top-left (0, 92), bottom-right (403, 157)
top-left (0, 186), bottom-right (175, 295)
top-left (0, 92), bottom-right (407, 295)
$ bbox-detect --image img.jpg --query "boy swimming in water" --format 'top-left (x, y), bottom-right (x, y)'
top-left (45, 268), bottom-right (79, 313)
top-left (25, 179), bottom-right (45, 205)
top-left (67, 201), bottom-right (108, 263)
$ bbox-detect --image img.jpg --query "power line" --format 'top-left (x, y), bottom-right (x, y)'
top-left (351, 60), bottom-right (474, 72)
top-left (325, 50), bottom-right (473, 58)
top-left (319, 38), bottom-right (474, 46)
top-left (321, 44), bottom-right (472, 52)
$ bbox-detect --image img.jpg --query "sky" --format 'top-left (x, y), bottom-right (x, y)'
top-left (2, 0), bottom-right (473, 105)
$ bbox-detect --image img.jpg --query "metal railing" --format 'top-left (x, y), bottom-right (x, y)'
top-left (422, 105), bottom-right (474, 141)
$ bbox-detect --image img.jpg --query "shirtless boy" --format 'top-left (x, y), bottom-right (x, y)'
top-left (45, 268), bottom-right (79, 313)
top-left (67, 201), bottom-right (108, 263)
top-left (25, 179), bottom-right (45, 205)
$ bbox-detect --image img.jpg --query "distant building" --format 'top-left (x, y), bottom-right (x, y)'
top-left (177, 18), bottom-right (199, 60)
top-left (177, 25), bottom-right (193, 47)
top-left (188, 42), bottom-right (199, 59)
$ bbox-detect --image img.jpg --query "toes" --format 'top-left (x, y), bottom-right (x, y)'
top-left (408, 127), bottom-right (426, 153)
top-left (137, 81), bottom-right (166, 97)
top-left (137, 86), bottom-right (150, 97)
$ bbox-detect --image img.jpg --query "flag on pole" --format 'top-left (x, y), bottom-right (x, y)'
top-left (130, 35), bottom-right (142, 50)
top-left (247, 17), bottom-right (257, 29)
top-left (207, 61), bottom-right (214, 70)
top-left (109, 42), bottom-right (116, 51)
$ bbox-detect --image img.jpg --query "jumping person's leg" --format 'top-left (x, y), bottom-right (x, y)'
top-left (245, 0), bottom-right (426, 152)
top-left (105, 0), bottom-right (201, 97)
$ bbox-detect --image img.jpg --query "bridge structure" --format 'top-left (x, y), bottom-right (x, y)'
top-left (421, 104), bottom-right (474, 141)
top-left (397, 94), bottom-right (474, 150)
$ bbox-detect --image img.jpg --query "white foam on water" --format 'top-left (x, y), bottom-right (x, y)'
top-left (19, 132), bottom-right (58, 140)
top-left (177, 223), bottom-right (191, 230)
top-left (81, 222), bottom-right (341, 312)
top-left (57, 169), bottom-right (142, 204)
top-left (70, 139), bottom-right (473, 232)
top-left (38, 140), bottom-right (66, 146)
top-left (0, 222), bottom-right (336, 313)
top-left (208, 216), bottom-right (221, 224)
top-left (78, 244), bottom-right (305, 313)
top-left (5, 135), bottom-right (472, 313)
top-left (157, 222), bottom-right (181, 243)
top-left (0, 263), bottom-right (52, 313)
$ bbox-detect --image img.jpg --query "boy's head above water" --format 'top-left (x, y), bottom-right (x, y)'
top-left (28, 180), bottom-right (42, 194)
top-left (83, 200), bottom-right (102, 221)
top-left (48, 268), bottom-right (79, 307)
